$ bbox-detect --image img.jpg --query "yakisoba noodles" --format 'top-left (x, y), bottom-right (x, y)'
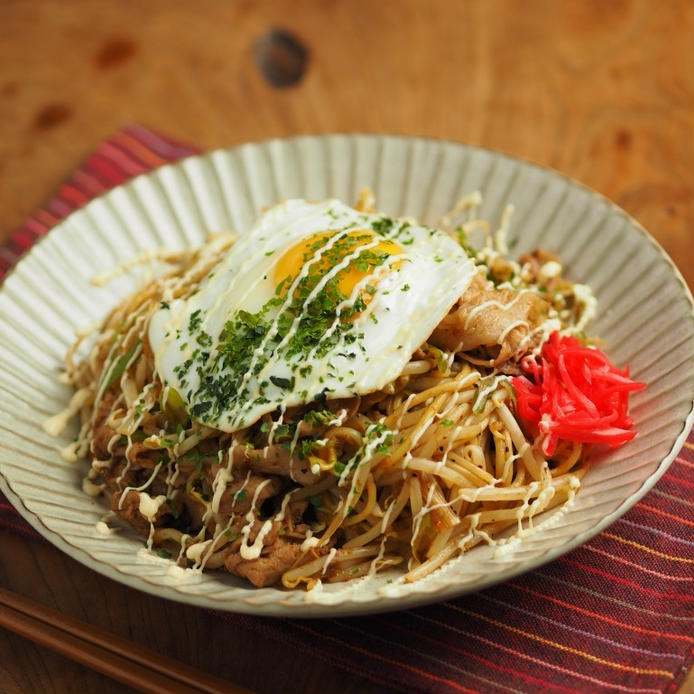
top-left (49, 191), bottom-right (643, 588)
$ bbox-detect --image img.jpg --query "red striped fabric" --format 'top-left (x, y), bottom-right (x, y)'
top-left (1, 126), bottom-right (692, 694)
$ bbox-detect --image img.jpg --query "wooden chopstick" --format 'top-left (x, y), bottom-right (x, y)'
top-left (0, 586), bottom-right (253, 694)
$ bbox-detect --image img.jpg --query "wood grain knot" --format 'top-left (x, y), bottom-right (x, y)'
top-left (32, 103), bottom-right (72, 130)
top-left (2, 82), bottom-right (18, 97)
top-left (95, 37), bottom-right (138, 69)
top-left (614, 128), bottom-right (632, 150)
top-left (253, 29), bottom-right (308, 87)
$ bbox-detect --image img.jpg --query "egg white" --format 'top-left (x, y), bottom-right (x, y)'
top-left (149, 199), bottom-right (475, 432)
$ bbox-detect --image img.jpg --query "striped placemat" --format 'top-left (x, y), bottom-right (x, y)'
top-left (1, 125), bottom-right (692, 694)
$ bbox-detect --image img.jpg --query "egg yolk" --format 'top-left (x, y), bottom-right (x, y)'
top-left (273, 230), bottom-right (403, 304)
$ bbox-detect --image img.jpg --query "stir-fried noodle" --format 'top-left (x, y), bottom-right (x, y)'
top-left (50, 192), bottom-right (633, 589)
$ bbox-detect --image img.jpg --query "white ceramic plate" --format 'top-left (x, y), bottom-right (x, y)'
top-left (1, 135), bottom-right (692, 617)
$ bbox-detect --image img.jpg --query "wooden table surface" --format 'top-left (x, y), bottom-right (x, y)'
top-left (1, 1), bottom-right (692, 692)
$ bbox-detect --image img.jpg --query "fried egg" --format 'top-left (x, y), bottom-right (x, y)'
top-left (149, 199), bottom-right (475, 432)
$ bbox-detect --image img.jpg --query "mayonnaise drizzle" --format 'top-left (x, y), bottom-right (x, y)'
top-left (235, 234), bottom-right (391, 427)
top-left (462, 292), bottom-right (528, 331)
top-left (43, 388), bottom-right (92, 437)
top-left (118, 461), bottom-right (163, 510)
top-left (300, 531), bottom-right (320, 552)
top-left (82, 477), bottom-right (104, 496)
top-left (497, 319), bottom-right (529, 345)
top-left (238, 479), bottom-right (272, 559)
top-left (138, 492), bottom-right (167, 522)
top-left (95, 520), bottom-right (118, 536)
top-left (572, 283), bottom-right (598, 332)
top-left (240, 519), bottom-right (273, 560)
top-left (211, 467), bottom-right (233, 515)
top-left (321, 548), bottom-right (338, 576)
